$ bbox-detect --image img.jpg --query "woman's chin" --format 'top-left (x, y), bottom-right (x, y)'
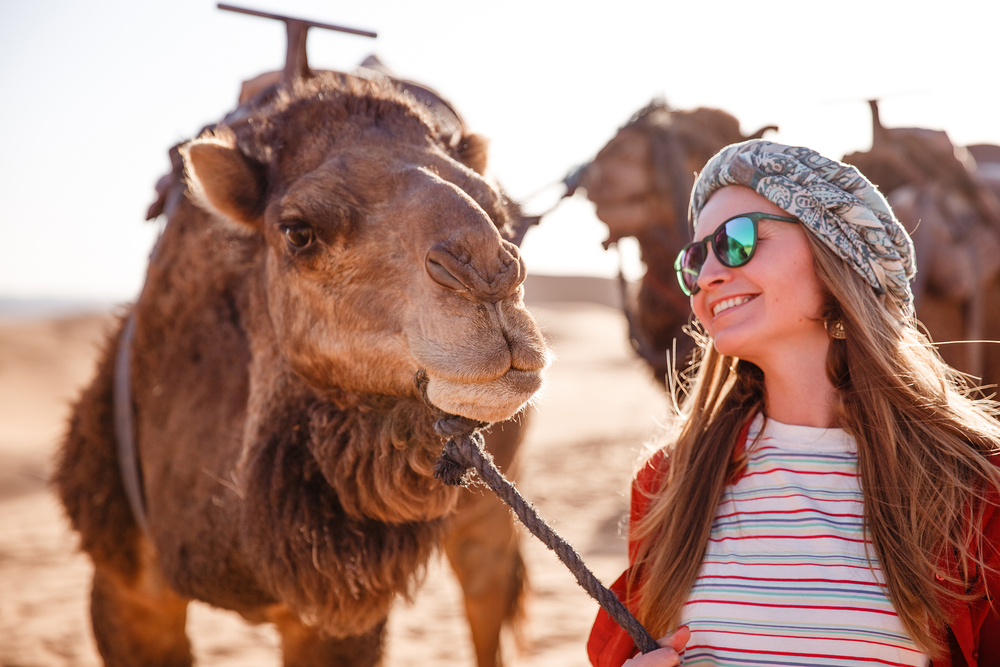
top-left (710, 327), bottom-right (752, 360)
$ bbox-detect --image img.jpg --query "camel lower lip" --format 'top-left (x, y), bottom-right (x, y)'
top-left (424, 369), bottom-right (543, 423)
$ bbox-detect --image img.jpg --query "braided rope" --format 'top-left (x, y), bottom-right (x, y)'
top-left (416, 371), bottom-right (659, 655)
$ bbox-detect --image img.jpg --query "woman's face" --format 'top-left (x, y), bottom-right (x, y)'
top-left (690, 186), bottom-right (829, 370)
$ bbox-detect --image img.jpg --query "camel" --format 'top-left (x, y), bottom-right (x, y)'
top-left (55, 70), bottom-right (549, 667)
top-left (576, 101), bottom-right (776, 382)
top-left (843, 101), bottom-right (1000, 392)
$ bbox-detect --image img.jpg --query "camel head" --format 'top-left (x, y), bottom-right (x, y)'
top-left (580, 102), bottom-right (777, 244)
top-left (180, 74), bottom-right (548, 423)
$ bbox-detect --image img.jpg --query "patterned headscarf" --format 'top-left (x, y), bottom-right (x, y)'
top-left (690, 140), bottom-right (916, 319)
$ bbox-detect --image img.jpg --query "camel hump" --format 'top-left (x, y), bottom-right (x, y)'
top-left (357, 54), bottom-right (466, 143)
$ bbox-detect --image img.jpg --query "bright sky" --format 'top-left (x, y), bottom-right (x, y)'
top-left (2, 0), bottom-right (998, 301)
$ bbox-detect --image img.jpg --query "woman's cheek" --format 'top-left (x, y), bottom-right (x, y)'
top-left (692, 297), bottom-right (712, 335)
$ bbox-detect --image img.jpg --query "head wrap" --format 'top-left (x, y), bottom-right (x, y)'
top-left (690, 139), bottom-right (916, 318)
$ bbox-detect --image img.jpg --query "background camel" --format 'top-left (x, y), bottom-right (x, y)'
top-left (55, 70), bottom-right (548, 667)
top-left (575, 101), bottom-right (776, 383)
top-left (843, 100), bottom-right (1000, 392)
top-left (577, 99), bottom-right (1000, 393)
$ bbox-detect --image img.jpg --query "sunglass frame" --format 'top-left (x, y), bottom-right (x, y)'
top-left (674, 211), bottom-right (799, 296)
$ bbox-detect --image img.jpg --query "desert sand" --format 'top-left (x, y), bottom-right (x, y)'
top-left (0, 278), bottom-right (669, 666)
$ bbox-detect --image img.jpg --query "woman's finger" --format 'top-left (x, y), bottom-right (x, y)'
top-left (621, 647), bottom-right (681, 667)
top-left (622, 626), bottom-right (690, 666)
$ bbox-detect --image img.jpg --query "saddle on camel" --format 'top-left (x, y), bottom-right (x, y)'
top-left (844, 100), bottom-right (1000, 393)
top-left (55, 10), bottom-right (547, 667)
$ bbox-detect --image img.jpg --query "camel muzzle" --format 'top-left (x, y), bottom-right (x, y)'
top-left (425, 239), bottom-right (525, 302)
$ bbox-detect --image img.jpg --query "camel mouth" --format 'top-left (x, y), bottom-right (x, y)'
top-left (424, 368), bottom-right (544, 423)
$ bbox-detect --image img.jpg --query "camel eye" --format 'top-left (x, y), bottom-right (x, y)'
top-left (283, 225), bottom-right (314, 250)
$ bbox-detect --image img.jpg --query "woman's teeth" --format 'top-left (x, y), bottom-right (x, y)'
top-left (713, 296), bottom-right (752, 317)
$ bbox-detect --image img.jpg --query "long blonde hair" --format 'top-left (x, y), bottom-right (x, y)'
top-left (630, 232), bottom-right (1000, 658)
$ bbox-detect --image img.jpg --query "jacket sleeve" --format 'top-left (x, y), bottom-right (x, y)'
top-left (970, 496), bottom-right (1000, 665)
top-left (961, 455), bottom-right (1000, 666)
top-left (938, 453), bottom-right (1000, 667)
top-left (587, 451), bottom-right (668, 667)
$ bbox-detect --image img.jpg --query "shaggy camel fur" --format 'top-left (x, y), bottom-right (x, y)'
top-left (56, 72), bottom-right (548, 666)
top-left (579, 101), bottom-right (775, 382)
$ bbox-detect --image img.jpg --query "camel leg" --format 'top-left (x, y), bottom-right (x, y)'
top-left (267, 605), bottom-right (386, 667)
top-left (445, 491), bottom-right (526, 667)
top-left (445, 418), bottom-right (529, 667)
top-left (89, 540), bottom-right (192, 667)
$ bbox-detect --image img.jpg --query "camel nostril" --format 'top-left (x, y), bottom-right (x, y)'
top-left (426, 256), bottom-right (468, 292)
top-left (509, 252), bottom-right (527, 291)
top-left (426, 241), bottom-right (525, 301)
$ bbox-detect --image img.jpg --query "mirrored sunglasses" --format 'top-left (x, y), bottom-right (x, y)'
top-left (674, 212), bottom-right (799, 296)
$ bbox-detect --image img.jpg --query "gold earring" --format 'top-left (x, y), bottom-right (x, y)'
top-left (825, 319), bottom-right (846, 340)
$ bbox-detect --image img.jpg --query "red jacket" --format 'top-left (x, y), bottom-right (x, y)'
top-left (587, 448), bottom-right (1000, 667)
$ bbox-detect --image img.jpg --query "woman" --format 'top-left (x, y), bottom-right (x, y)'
top-left (588, 141), bottom-right (1000, 666)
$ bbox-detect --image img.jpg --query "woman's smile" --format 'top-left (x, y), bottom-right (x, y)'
top-left (710, 294), bottom-right (756, 318)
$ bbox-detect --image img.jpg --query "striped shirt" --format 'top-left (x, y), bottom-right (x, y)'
top-left (678, 414), bottom-right (927, 666)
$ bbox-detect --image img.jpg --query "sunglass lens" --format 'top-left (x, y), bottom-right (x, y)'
top-left (715, 216), bottom-right (755, 267)
top-left (678, 244), bottom-right (706, 295)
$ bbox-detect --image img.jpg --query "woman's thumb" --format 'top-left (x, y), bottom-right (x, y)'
top-left (659, 625), bottom-right (690, 652)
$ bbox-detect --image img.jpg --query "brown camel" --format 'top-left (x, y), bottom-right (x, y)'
top-left (843, 101), bottom-right (1000, 392)
top-left (577, 101), bottom-right (776, 382)
top-left (55, 71), bottom-right (548, 666)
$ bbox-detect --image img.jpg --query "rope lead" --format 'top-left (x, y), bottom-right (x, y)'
top-left (416, 371), bottom-right (659, 655)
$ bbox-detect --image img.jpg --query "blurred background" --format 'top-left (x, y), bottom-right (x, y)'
top-left (2, 0), bottom-right (999, 308)
top-left (2, 2), bottom-right (999, 664)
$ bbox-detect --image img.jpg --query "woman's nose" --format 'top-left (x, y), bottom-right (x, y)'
top-left (696, 245), bottom-right (732, 292)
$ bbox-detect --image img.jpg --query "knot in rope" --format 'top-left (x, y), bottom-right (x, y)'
top-left (432, 429), bottom-right (486, 487)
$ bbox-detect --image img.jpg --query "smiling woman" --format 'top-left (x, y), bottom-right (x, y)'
top-left (588, 140), bottom-right (1000, 667)
top-left (689, 188), bottom-right (831, 424)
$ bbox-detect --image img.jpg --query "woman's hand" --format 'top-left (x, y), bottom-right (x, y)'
top-left (621, 626), bottom-right (691, 667)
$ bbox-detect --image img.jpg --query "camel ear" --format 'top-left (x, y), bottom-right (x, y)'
top-left (455, 133), bottom-right (490, 175)
top-left (744, 124), bottom-right (779, 141)
top-left (181, 131), bottom-right (267, 229)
